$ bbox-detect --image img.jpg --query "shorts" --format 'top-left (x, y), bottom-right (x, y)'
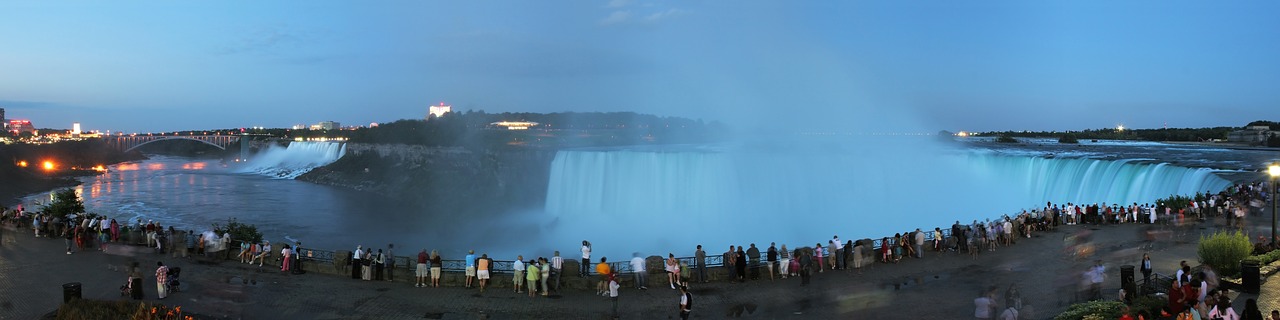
top-left (478, 270), bottom-right (490, 280)
top-left (416, 263), bottom-right (428, 277)
top-left (431, 267), bottom-right (442, 279)
top-left (466, 266), bottom-right (476, 277)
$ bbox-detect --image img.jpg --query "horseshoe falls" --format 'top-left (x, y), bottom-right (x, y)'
top-left (542, 146), bottom-right (1230, 253)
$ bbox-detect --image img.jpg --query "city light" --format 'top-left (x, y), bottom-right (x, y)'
top-left (1116, 124), bottom-right (1125, 131)
top-left (17, 160), bottom-right (27, 167)
top-left (42, 160), bottom-right (56, 171)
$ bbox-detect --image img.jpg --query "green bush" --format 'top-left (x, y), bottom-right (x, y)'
top-left (212, 218), bottom-right (263, 244)
top-left (1130, 295), bottom-right (1167, 317)
top-left (1198, 230), bottom-right (1253, 277)
top-left (1243, 249), bottom-right (1280, 265)
top-left (1054, 300), bottom-right (1125, 320)
top-left (996, 135), bottom-right (1019, 143)
top-left (1059, 134), bottom-right (1080, 144)
top-left (41, 188), bottom-right (85, 218)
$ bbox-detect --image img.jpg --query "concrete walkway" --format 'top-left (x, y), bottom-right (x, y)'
top-left (0, 215), bottom-right (1259, 319)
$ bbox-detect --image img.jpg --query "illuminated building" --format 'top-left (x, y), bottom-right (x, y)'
top-left (491, 121), bottom-right (539, 130)
top-left (0, 108), bottom-right (5, 130)
top-left (72, 122), bottom-right (81, 135)
top-left (309, 121), bottom-right (341, 130)
top-left (8, 120), bottom-right (34, 134)
top-left (428, 102), bottom-right (451, 119)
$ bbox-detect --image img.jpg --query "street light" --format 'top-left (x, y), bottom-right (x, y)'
top-left (1271, 163), bottom-right (1280, 246)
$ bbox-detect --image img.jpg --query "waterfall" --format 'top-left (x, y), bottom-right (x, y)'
top-left (542, 147), bottom-right (1230, 255)
top-left (238, 141), bottom-right (346, 179)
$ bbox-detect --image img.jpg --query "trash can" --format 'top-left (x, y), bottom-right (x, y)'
top-left (1119, 265), bottom-right (1135, 302)
top-left (1242, 261), bottom-right (1261, 294)
top-left (62, 282), bottom-right (81, 303)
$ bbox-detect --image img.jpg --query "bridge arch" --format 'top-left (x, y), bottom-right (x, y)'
top-left (122, 136), bottom-right (230, 152)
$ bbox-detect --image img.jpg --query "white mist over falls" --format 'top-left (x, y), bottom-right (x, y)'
top-left (238, 141), bottom-right (346, 179)
top-left (542, 138), bottom-right (1232, 256)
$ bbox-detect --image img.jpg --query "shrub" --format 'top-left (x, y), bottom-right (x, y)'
top-left (1054, 300), bottom-right (1125, 320)
top-left (1130, 295), bottom-right (1167, 317)
top-left (56, 300), bottom-right (191, 320)
top-left (41, 188), bottom-right (85, 218)
top-left (1243, 249), bottom-right (1280, 265)
top-left (1198, 230), bottom-right (1252, 277)
top-left (212, 218), bottom-right (263, 244)
top-left (996, 135), bottom-right (1019, 143)
top-left (1059, 134), bottom-right (1080, 144)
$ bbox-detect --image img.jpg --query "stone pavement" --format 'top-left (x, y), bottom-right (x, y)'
top-left (0, 216), bottom-right (1254, 319)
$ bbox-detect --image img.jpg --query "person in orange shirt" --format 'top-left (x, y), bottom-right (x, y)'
top-left (477, 254), bottom-right (492, 293)
top-left (595, 257), bottom-right (611, 296)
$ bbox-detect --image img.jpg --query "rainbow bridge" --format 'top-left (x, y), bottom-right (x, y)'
top-left (103, 135), bottom-right (242, 153)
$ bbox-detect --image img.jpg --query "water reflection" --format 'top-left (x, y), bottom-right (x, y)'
top-left (20, 156), bottom-right (434, 253)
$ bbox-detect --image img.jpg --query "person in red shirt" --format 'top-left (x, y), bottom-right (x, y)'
top-left (415, 249), bottom-right (428, 288)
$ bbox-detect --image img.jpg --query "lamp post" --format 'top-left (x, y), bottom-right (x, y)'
top-left (1271, 163), bottom-right (1280, 246)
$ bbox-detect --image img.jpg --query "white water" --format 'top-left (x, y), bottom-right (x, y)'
top-left (542, 146), bottom-right (1231, 254)
top-left (238, 141), bottom-right (346, 179)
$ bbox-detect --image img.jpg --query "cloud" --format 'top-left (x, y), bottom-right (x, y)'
top-left (214, 25), bottom-right (313, 56)
top-left (0, 99), bottom-right (58, 110)
top-left (606, 0), bottom-right (631, 8)
top-left (643, 8), bottom-right (686, 22)
top-left (599, 10), bottom-right (631, 25)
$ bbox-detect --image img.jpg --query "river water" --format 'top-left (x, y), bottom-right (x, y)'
top-left (14, 139), bottom-right (1275, 260)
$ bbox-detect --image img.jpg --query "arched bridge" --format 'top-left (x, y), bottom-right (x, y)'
top-left (104, 135), bottom-right (242, 153)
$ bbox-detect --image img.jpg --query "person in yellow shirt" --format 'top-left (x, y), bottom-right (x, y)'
top-left (526, 260), bottom-right (540, 298)
top-left (596, 257), bottom-right (611, 296)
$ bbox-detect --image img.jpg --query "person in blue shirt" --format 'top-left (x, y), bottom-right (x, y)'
top-left (465, 250), bottom-right (477, 288)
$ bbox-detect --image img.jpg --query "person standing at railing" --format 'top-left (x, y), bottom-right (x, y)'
top-left (632, 253), bottom-right (648, 290)
top-left (430, 250), bottom-right (443, 288)
top-left (831, 236), bottom-right (843, 270)
top-left (374, 249), bottom-right (385, 281)
top-left (595, 257), bottom-right (611, 296)
top-left (551, 251), bottom-right (563, 292)
top-left (352, 245), bottom-right (363, 279)
top-left (694, 245), bottom-right (708, 283)
top-left (747, 244), bottom-right (760, 279)
top-left (779, 244), bottom-right (790, 279)
top-left (539, 257), bottom-right (551, 296)
top-left (766, 243), bottom-right (777, 281)
top-left (723, 246), bottom-right (735, 282)
top-left (581, 240), bottom-right (592, 278)
top-left (385, 243), bottom-right (394, 282)
top-left (513, 256), bottom-right (525, 294)
top-left (735, 246), bottom-right (747, 282)
top-left (465, 250), bottom-right (477, 288)
top-left (914, 229), bottom-right (925, 259)
top-left (477, 254), bottom-right (491, 293)
top-left (526, 259), bottom-right (540, 298)
top-left (415, 249), bottom-right (428, 288)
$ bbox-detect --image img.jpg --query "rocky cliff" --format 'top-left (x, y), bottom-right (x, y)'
top-left (297, 143), bottom-right (557, 215)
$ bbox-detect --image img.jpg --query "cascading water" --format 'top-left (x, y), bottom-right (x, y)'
top-left (963, 155), bottom-right (1233, 207)
top-left (542, 145), bottom-right (1231, 256)
top-left (238, 141), bottom-right (346, 179)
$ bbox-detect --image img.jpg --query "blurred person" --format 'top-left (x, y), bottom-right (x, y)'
top-left (631, 253), bottom-right (648, 290)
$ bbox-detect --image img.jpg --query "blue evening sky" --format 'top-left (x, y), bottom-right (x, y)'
top-left (2, 1), bottom-right (1277, 133)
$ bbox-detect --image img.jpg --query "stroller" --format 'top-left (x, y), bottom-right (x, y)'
top-left (166, 267), bottom-right (182, 293)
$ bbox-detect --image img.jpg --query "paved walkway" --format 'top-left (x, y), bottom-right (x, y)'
top-left (0, 213), bottom-right (1269, 319)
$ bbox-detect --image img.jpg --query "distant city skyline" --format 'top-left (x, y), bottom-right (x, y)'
top-left (2, 1), bottom-right (1278, 133)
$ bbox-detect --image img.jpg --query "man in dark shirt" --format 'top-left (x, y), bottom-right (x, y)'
top-left (746, 244), bottom-right (761, 280)
top-left (766, 243), bottom-right (778, 281)
top-left (694, 245), bottom-right (707, 283)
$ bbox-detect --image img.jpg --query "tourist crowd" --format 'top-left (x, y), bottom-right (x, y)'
top-left (2, 180), bottom-right (1276, 319)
